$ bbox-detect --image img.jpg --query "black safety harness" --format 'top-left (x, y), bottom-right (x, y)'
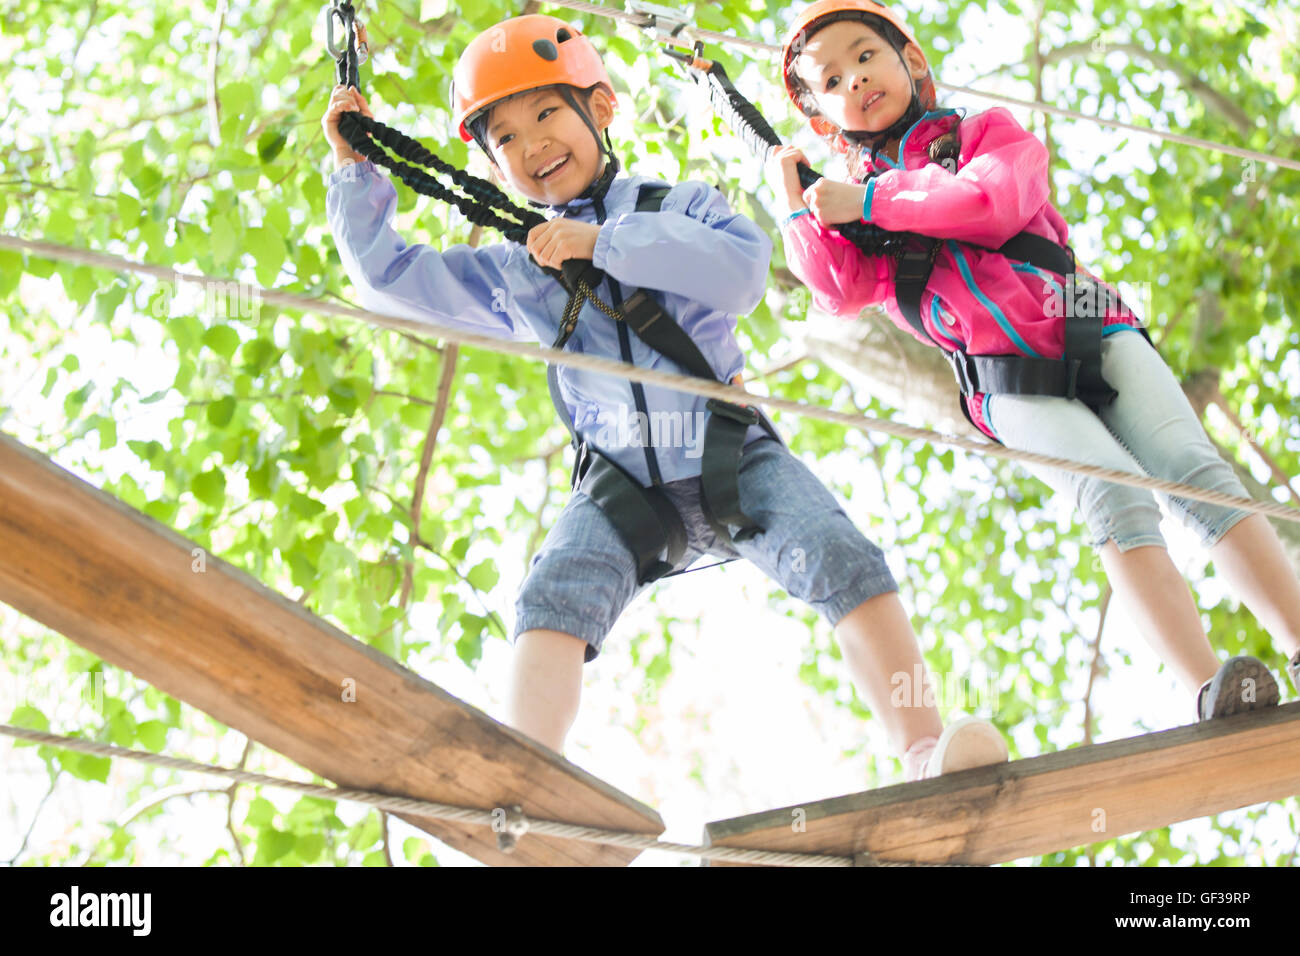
top-left (664, 43), bottom-right (1152, 431)
top-left (325, 1), bottom-right (780, 585)
top-left (545, 183), bottom-right (784, 585)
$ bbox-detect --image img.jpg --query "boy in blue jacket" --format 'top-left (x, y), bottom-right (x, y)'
top-left (322, 14), bottom-right (1008, 781)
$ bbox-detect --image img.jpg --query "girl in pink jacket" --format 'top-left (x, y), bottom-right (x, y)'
top-left (768, 0), bottom-right (1300, 721)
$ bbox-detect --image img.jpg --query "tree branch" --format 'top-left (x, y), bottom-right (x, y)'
top-left (224, 737), bottom-right (253, 867)
top-left (1081, 582), bottom-right (1111, 867)
top-left (1031, 0), bottom-right (1057, 182)
top-left (397, 218), bottom-right (480, 613)
top-left (524, 447), bottom-right (560, 567)
top-left (1207, 383), bottom-right (1300, 504)
top-left (207, 0), bottom-right (229, 147)
top-left (113, 785), bottom-right (229, 829)
top-left (400, 344), bottom-right (459, 608)
top-left (3, 773), bottom-right (60, 865)
top-left (1081, 585), bottom-right (1113, 749)
top-left (69, 1), bottom-right (100, 78)
top-left (1039, 39), bottom-right (1254, 138)
top-left (1184, 376), bottom-right (1300, 565)
top-left (409, 531), bottom-right (509, 639)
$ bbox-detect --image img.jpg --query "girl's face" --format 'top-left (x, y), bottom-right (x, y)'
top-left (794, 19), bottom-right (929, 135)
top-left (484, 87), bottom-right (613, 206)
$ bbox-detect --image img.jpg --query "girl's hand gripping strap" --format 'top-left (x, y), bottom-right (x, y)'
top-left (662, 44), bottom-right (920, 260)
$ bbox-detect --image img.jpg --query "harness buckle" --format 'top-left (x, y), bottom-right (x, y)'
top-left (571, 441), bottom-right (592, 490)
top-left (706, 397), bottom-right (760, 427)
top-left (620, 290), bottom-right (661, 335)
top-left (1064, 359), bottom-right (1081, 401)
top-left (946, 350), bottom-right (978, 396)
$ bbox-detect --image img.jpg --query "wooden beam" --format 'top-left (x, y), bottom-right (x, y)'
top-left (703, 702), bottom-right (1300, 865)
top-left (0, 433), bottom-right (663, 866)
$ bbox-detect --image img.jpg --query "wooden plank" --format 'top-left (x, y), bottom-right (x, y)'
top-left (0, 433), bottom-right (663, 866)
top-left (704, 702), bottom-right (1300, 865)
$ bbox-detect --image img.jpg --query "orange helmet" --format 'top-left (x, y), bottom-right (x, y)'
top-left (452, 15), bottom-right (618, 143)
top-left (781, 1), bottom-right (936, 143)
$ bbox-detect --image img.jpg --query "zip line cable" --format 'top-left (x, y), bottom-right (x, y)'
top-left (541, 0), bottom-right (1300, 173)
top-left (3, 233), bottom-right (1297, 526)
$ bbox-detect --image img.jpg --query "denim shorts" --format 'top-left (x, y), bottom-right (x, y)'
top-left (514, 437), bottom-right (898, 662)
top-left (982, 328), bottom-right (1252, 552)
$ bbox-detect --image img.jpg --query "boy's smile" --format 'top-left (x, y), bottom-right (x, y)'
top-left (485, 87), bottom-right (613, 206)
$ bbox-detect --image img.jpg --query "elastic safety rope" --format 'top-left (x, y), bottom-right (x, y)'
top-left (3, 234), bottom-right (1298, 526)
top-left (326, 0), bottom-right (545, 245)
top-left (662, 45), bottom-right (920, 262)
top-left (343, 114), bottom-right (544, 244)
top-left (0, 724), bottom-right (959, 866)
top-left (545, 0), bottom-right (1300, 173)
top-left (324, 1), bottom-right (627, 326)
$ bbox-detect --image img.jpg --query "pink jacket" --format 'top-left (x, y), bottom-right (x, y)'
top-left (782, 107), bottom-right (1141, 437)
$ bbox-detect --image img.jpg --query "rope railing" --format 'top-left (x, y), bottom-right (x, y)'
top-left (2, 233), bottom-right (1297, 525)
top-left (0, 724), bottom-right (881, 866)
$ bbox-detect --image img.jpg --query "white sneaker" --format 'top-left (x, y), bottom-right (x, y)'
top-left (906, 717), bottom-right (1008, 781)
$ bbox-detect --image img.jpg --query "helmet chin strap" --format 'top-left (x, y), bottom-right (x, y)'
top-left (841, 33), bottom-right (928, 167)
top-left (526, 86), bottom-right (620, 210)
top-left (844, 85), bottom-right (925, 164)
top-left (468, 87), bottom-right (621, 212)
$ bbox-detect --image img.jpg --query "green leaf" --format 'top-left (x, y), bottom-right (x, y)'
top-left (192, 469), bottom-right (227, 508)
top-left (245, 225), bottom-right (285, 288)
top-left (8, 705), bottom-right (50, 740)
top-left (466, 560), bottom-right (498, 592)
top-left (402, 836), bottom-right (429, 863)
top-left (107, 711), bottom-right (136, 746)
top-left (295, 832), bottom-right (326, 863)
top-left (61, 751), bottom-right (111, 783)
top-left (207, 395), bottom-right (238, 427)
top-left (256, 827), bottom-right (296, 864)
top-left (203, 325), bottom-right (241, 360)
top-left (94, 281), bottom-right (127, 324)
top-left (136, 721), bottom-right (168, 752)
top-left (210, 216), bottom-right (238, 266)
top-left (96, 416), bottom-right (117, 450)
top-left (131, 164), bottom-right (164, 199)
top-left (257, 128), bottom-right (289, 164)
top-left (246, 797), bottom-right (277, 827)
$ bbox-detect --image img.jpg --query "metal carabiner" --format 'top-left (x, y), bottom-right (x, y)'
top-left (325, 1), bottom-right (367, 60)
top-left (324, 1), bottom-right (349, 58)
top-left (355, 20), bottom-right (368, 65)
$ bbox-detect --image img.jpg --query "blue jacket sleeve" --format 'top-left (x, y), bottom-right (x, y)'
top-left (591, 180), bottom-right (772, 314)
top-left (324, 161), bottom-right (535, 342)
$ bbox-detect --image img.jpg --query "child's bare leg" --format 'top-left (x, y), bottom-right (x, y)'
top-left (1099, 541), bottom-right (1220, 693)
top-left (506, 628), bottom-right (588, 754)
top-left (833, 591), bottom-right (944, 755)
top-left (1207, 514), bottom-right (1300, 659)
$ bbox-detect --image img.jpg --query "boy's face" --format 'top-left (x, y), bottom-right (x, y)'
top-left (484, 87), bottom-right (613, 206)
top-left (795, 20), bottom-right (928, 135)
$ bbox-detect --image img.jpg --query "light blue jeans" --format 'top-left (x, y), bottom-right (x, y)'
top-left (982, 329), bottom-right (1252, 552)
top-left (515, 438), bottom-right (898, 662)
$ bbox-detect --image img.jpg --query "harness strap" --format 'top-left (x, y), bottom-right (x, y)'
top-left (617, 186), bottom-right (779, 540)
top-left (544, 182), bottom-right (782, 583)
top-left (700, 400), bottom-right (764, 542)
top-left (894, 233), bottom-right (1132, 417)
top-left (578, 453), bottom-right (687, 584)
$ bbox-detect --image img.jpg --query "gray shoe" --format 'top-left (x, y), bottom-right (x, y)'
top-left (1196, 656), bottom-right (1280, 721)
